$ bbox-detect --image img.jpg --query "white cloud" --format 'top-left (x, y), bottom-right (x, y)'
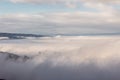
top-left (84, 2), bottom-right (115, 12)
top-left (7, 0), bottom-right (120, 9)
top-left (0, 9), bottom-right (120, 34)
top-left (9, 0), bottom-right (120, 5)
top-left (83, 0), bottom-right (120, 4)
top-left (10, 0), bottom-right (78, 4)
top-left (1, 36), bottom-right (120, 80)
top-left (9, 0), bottom-right (120, 4)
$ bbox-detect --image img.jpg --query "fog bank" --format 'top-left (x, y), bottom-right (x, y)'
top-left (0, 36), bottom-right (120, 80)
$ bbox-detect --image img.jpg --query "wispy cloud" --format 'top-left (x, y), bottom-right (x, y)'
top-left (0, 9), bottom-right (120, 34)
top-left (6, 0), bottom-right (119, 9)
top-left (0, 0), bottom-right (120, 34)
top-left (9, 0), bottom-right (120, 4)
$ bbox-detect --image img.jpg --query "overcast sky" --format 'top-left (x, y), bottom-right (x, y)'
top-left (0, 0), bottom-right (120, 35)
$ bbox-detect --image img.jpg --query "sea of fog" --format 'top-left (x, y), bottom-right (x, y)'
top-left (0, 36), bottom-right (120, 80)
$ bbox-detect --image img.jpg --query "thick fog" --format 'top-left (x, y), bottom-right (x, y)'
top-left (0, 36), bottom-right (120, 80)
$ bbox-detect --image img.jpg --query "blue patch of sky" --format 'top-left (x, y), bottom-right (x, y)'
top-left (113, 5), bottom-right (120, 10)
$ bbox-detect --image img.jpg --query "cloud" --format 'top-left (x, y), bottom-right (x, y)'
top-left (0, 9), bottom-right (120, 34)
top-left (8, 0), bottom-right (120, 7)
top-left (82, 0), bottom-right (120, 4)
top-left (83, 2), bottom-right (115, 12)
top-left (1, 36), bottom-right (120, 80)
top-left (1, 0), bottom-right (120, 34)
top-left (9, 0), bottom-right (120, 4)
top-left (10, 0), bottom-right (78, 4)
top-left (6, 0), bottom-right (120, 9)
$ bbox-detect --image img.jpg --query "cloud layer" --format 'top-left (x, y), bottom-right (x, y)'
top-left (7, 0), bottom-right (120, 9)
top-left (9, 0), bottom-right (120, 4)
top-left (0, 0), bottom-right (120, 34)
top-left (0, 36), bottom-right (120, 80)
top-left (0, 10), bottom-right (120, 34)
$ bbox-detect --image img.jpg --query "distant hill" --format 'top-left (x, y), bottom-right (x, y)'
top-left (0, 32), bottom-right (45, 39)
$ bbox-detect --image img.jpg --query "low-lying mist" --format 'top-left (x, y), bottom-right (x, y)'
top-left (0, 36), bottom-right (120, 80)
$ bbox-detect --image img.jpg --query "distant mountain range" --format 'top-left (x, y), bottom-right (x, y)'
top-left (0, 32), bottom-right (120, 40)
top-left (0, 32), bottom-right (45, 39)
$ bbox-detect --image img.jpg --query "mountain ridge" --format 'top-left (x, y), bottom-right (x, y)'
top-left (0, 32), bottom-right (45, 39)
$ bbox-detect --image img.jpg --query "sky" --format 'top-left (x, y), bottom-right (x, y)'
top-left (0, 0), bottom-right (120, 35)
